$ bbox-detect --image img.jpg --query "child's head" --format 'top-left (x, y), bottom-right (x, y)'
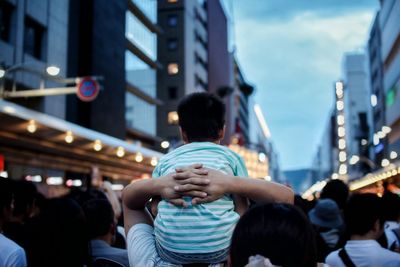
top-left (177, 92), bottom-right (225, 143)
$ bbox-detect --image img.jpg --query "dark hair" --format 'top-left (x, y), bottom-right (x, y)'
top-left (230, 203), bottom-right (317, 267)
top-left (83, 199), bottom-right (114, 239)
top-left (12, 180), bottom-right (37, 218)
top-left (345, 193), bottom-right (383, 236)
top-left (0, 178), bottom-right (13, 216)
top-left (177, 93), bottom-right (225, 142)
top-left (320, 179), bottom-right (349, 210)
top-left (381, 192), bottom-right (400, 222)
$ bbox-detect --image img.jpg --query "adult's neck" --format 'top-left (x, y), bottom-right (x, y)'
top-left (94, 233), bottom-right (113, 245)
top-left (186, 139), bottom-right (220, 144)
top-left (350, 233), bottom-right (376, 241)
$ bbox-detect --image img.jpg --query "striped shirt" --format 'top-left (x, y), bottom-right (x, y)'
top-left (152, 142), bottom-right (248, 254)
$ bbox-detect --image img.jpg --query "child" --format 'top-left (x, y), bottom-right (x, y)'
top-left (152, 93), bottom-right (248, 264)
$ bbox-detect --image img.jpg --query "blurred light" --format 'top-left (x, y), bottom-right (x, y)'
top-left (135, 152), bottom-right (143, 163)
top-left (65, 131), bottom-right (74, 143)
top-left (335, 81), bottom-right (344, 97)
top-left (25, 175), bottom-right (42, 182)
top-left (338, 138), bottom-right (346, 149)
top-left (168, 111), bottom-right (179, 124)
top-left (336, 100), bottom-right (344, 111)
top-left (141, 173), bottom-right (150, 179)
top-left (331, 173), bottom-right (339, 179)
top-left (390, 151), bottom-right (398, 160)
top-left (373, 134), bottom-right (379, 145)
top-left (337, 114), bottom-right (345, 126)
top-left (338, 127), bottom-right (345, 137)
top-left (93, 139), bottom-right (102, 151)
top-left (111, 184), bottom-right (124, 191)
top-left (349, 155), bottom-right (360, 165)
top-left (3, 106), bottom-right (16, 114)
top-left (0, 69), bottom-right (5, 78)
top-left (66, 179), bottom-right (82, 187)
top-left (371, 94), bottom-right (377, 107)
top-left (46, 66), bottom-right (60, 76)
top-left (254, 104), bottom-right (271, 138)
top-left (161, 141), bottom-right (170, 149)
top-left (264, 176), bottom-right (271, 181)
top-left (258, 152), bottom-right (267, 163)
top-left (361, 139), bottom-right (368, 146)
top-left (150, 157), bottom-right (158, 166)
top-left (46, 177), bottom-right (63, 185)
top-left (116, 146), bottom-right (125, 158)
top-left (339, 151), bottom-right (347, 162)
top-left (0, 171), bottom-right (8, 178)
top-left (167, 63), bottom-right (179, 75)
top-left (27, 120), bottom-right (37, 133)
top-left (381, 159), bottom-right (390, 167)
top-left (339, 164), bottom-right (347, 175)
top-left (382, 126), bottom-right (392, 134)
top-left (377, 131), bottom-right (386, 139)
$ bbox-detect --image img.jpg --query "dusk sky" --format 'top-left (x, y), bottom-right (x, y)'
top-left (232, 0), bottom-right (380, 170)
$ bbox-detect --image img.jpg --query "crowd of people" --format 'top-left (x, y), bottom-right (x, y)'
top-left (1, 93), bottom-right (400, 267)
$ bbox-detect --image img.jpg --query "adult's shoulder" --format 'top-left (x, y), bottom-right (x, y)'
top-left (325, 250), bottom-right (342, 267)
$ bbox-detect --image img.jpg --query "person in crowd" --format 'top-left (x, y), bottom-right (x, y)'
top-left (379, 192), bottom-right (400, 251)
top-left (308, 199), bottom-right (344, 262)
top-left (151, 93), bottom-right (249, 264)
top-left (320, 179), bottom-right (349, 212)
top-left (25, 198), bottom-right (89, 267)
top-left (3, 180), bottom-right (38, 248)
top-left (325, 193), bottom-right (400, 267)
top-left (83, 199), bottom-right (129, 267)
top-left (123, 164), bottom-right (294, 267)
top-left (0, 178), bottom-right (27, 267)
top-left (230, 203), bottom-right (321, 267)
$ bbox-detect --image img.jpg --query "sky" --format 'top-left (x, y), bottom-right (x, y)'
top-left (231, 0), bottom-right (380, 170)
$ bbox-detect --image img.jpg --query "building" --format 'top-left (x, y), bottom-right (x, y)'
top-left (156, 0), bottom-right (209, 146)
top-left (0, 0), bottom-right (164, 193)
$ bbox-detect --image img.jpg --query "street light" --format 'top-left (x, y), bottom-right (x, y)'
top-left (46, 66), bottom-right (60, 76)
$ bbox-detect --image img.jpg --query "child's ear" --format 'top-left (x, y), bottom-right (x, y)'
top-left (179, 127), bottom-right (189, 143)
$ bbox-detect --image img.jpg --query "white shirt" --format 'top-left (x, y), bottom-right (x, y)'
top-left (325, 240), bottom-right (400, 267)
top-left (0, 233), bottom-right (27, 267)
top-left (385, 221), bottom-right (400, 249)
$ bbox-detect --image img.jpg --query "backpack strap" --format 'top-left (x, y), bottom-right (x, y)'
top-left (338, 248), bottom-right (356, 267)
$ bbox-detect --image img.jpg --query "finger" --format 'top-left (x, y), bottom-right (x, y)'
top-left (190, 163), bottom-right (203, 169)
top-left (175, 163), bottom-right (203, 173)
top-left (192, 196), bottom-right (214, 205)
top-left (177, 177), bottom-right (210, 186)
top-left (169, 199), bottom-right (188, 208)
top-left (174, 184), bottom-right (209, 192)
top-left (191, 169), bottom-right (208, 175)
top-left (178, 190), bottom-right (207, 198)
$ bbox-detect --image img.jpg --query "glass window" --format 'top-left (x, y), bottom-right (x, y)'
top-left (126, 93), bottom-right (156, 135)
top-left (126, 11), bottom-right (157, 61)
top-left (125, 50), bottom-right (156, 97)
top-left (168, 63), bottom-right (179, 75)
top-left (168, 111), bottom-right (179, 125)
top-left (132, 0), bottom-right (157, 23)
top-left (24, 16), bottom-right (45, 60)
top-left (167, 15), bottom-right (178, 27)
top-left (168, 87), bottom-right (178, 99)
top-left (0, 1), bottom-right (13, 43)
top-left (167, 38), bottom-right (178, 51)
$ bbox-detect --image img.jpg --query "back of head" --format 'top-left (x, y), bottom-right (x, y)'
top-left (381, 192), bottom-right (400, 222)
top-left (320, 179), bottom-right (349, 210)
top-left (177, 92), bottom-right (225, 142)
top-left (0, 178), bottom-right (13, 222)
top-left (83, 199), bottom-right (115, 239)
top-left (345, 193), bottom-right (383, 236)
top-left (12, 180), bottom-right (37, 219)
top-left (230, 203), bottom-right (317, 267)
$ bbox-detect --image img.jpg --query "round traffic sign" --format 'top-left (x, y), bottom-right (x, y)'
top-left (77, 77), bottom-right (100, 102)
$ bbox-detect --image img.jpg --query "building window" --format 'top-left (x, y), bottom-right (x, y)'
top-left (167, 15), bottom-right (178, 27)
top-left (0, 1), bottom-right (13, 43)
top-left (168, 63), bottom-right (179, 75)
top-left (168, 111), bottom-right (179, 125)
top-left (168, 87), bottom-right (178, 99)
top-left (167, 38), bottom-right (178, 51)
top-left (24, 16), bottom-right (45, 60)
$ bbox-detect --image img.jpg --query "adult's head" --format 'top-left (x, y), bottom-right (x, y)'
top-left (0, 178), bottom-right (13, 227)
top-left (83, 199), bottom-right (116, 242)
top-left (308, 198), bottom-right (343, 229)
top-left (11, 180), bottom-right (37, 222)
top-left (177, 92), bottom-right (225, 143)
top-left (320, 179), bottom-right (349, 210)
top-left (381, 192), bottom-right (400, 223)
top-left (345, 193), bottom-right (384, 239)
top-left (229, 203), bottom-right (317, 267)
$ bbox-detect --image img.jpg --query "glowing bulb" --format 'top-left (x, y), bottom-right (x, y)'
top-left (161, 141), bottom-right (170, 149)
top-left (390, 151), bottom-right (398, 160)
top-left (336, 100), bottom-right (344, 111)
top-left (331, 173), bottom-right (339, 179)
top-left (258, 152), bottom-right (267, 163)
top-left (116, 147), bottom-right (125, 158)
top-left (46, 66), bottom-right (60, 76)
top-left (339, 151), bottom-right (347, 162)
top-left (338, 127), bottom-right (345, 137)
top-left (93, 140), bottom-right (102, 151)
top-left (349, 155), bottom-right (360, 165)
top-left (339, 164), bottom-right (347, 175)
top-left (382, 126), bottom-right (391, 134)
top-left (338, 138), bottom-right (346, 149)
top-left (27, 120), bottom-right (37, 133)
top-left (0, 69), bottom-right (5, 78)
top-left (65, 131), bottom-right (74, 143)
top-left (381, 159), bottom-right (390, 167)
top-left (337, 114), bottom-right (345, 126)
top-left (150, 157), bottom-right (158, 166)
top-left (135, 152), bottom-right (143, 162)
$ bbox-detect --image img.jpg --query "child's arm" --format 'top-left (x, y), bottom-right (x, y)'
top-left (233, 194), bottom-right (248, 216)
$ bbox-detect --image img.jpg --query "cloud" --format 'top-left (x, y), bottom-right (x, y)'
top-left (234, 9), bottom-right (375, 169)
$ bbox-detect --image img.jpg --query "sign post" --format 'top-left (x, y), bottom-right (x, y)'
top-left (77, 77), bottom-right (100, 102)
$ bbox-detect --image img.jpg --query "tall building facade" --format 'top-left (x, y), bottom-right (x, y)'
top-left (157, 0), bottom-right (209, 146)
